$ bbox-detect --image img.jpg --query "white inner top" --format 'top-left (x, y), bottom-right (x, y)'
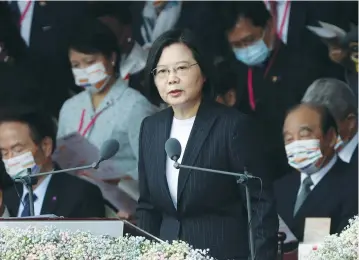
top-left (166, 116), bottom-right (195, 208)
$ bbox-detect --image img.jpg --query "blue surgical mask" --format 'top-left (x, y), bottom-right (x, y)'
top-left (233, 38), bottom-right (270, 66)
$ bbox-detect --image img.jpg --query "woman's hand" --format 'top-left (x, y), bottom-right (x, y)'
top-left (328, 46), bottom-right (348, 64)
top-left (0, 43), bottom-right (12, 63)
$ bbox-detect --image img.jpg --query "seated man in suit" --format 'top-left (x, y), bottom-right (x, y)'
top-left (0, 105), bottom-right (105, 218)
top-left (275, 103), bottom-right (358, 246)
top-left (302, 78), bottom-right (358, 169)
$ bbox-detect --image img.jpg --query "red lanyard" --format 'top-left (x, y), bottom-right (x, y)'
top-left (247, 45), bottom-right (281, 111)
top-left (265, 0), bottom-right (291, 40)
top-left (19, 1), bottom-right (33, 27)
top-left (277, 1), bottom-right (290, 40)
top-left (78, 109), bottom-right (105, 137)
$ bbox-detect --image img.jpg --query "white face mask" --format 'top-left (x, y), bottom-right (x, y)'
top-left (285, 139), bottom-right (324, 174)
top-left (72, 62), bottom-right (111, 93)
top-left (2, 151), bottom-right (40, 179)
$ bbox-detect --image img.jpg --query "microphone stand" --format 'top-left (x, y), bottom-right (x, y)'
top-left (13, 163), bottom-right (97, 217)
top-left (14, 168), bottom-right (38, 216)
top-left (173, 161), bottom-right (256, 260)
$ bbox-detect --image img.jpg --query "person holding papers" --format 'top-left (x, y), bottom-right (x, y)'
top-left (136, 28), bottom-right (278, 260)
top-left (274, 103), bottom-right (358, 247)
top-left (0, 105), bottom-right (105, 218)
top-left (57, 19), bottom-right (157, 215)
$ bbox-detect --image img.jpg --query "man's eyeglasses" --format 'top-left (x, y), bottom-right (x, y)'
top-left (152, 62), bottom-right (198, 79)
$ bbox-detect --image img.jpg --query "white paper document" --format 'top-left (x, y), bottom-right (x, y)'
top-left (307, 20), bottom-right (347, 48)
top-left (52, 133), bottom-right (120, 180)
top-left (278, 215), bottom-right (298, 244)
top-left (303, 217), bottom-right (331, 243)
top-left (52, 133), bottom-right (137, 211)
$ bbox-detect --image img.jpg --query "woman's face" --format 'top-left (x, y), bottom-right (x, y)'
top-left (69, 49), bottom-right (115, 76)
top-left (153, 43), bottom-right (205, 108)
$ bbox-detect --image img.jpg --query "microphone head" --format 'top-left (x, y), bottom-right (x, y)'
top-left (165, 138), bottom-right (182, 161)
top-left (99, 139), bottom-right (120, 161)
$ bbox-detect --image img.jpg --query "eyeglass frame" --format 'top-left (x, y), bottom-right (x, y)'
top-left (151, 62), bottom-right (199, 79)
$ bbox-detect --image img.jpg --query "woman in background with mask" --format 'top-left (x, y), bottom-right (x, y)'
top-left (57, 19), bottom-right (158, 217)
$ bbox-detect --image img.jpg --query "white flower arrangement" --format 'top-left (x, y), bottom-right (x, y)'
top-left (0, 226), bottom-right (214, 260)
top-left (308, 216), bottom-right (359, 260)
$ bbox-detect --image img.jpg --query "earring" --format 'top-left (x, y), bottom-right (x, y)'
top-left (127, 37), bottom-right (132, 43)
top-left (112, 61), bottom-right (115, 66)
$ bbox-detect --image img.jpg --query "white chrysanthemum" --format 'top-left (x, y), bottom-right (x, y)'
top-left (0, 226), bottom-right (214, 260)
top-left (308, 216), bottom-right (359, 260)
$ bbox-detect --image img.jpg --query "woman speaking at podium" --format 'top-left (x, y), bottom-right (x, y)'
top-left (136, 28), bottom-right (278, 260)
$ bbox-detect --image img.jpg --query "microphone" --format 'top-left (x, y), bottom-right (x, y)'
top-left (165, 137), bottom-right (182, 162)
top-left (165, 138), bottom-right (256, 181)
top-left (164, 137), bottom-right (258, 260)
top-left (93, 139), bottom-right (120, 169)
top-left (15, 139), bottom-right (120, 179)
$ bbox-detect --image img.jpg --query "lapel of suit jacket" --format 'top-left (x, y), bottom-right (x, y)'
top-left (4, 183), bottom-right (23, 217)
top-left (40, 169), bottom-right (59, 215)
top-left (282, 172), bottom-right (301, 226)
top-left (293, 160), bottom-right (340, 221)
top-left (287, 1), bottom-right (307, 48)
top-left (176, 100), bottom-right (218, 203)
top-left (157, 108), bottom-right (177, 212)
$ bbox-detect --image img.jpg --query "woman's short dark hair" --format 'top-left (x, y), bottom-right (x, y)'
top-left (144, 29), bottom-right (216, 106)
top-left (69, 18), bottom-right (120, 68)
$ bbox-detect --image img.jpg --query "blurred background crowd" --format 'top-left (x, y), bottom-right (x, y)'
top-left (0, 0), bottom-right (357, 257)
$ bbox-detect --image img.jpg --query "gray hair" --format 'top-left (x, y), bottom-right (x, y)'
top-left (301, 78), bottom-right (357, 121)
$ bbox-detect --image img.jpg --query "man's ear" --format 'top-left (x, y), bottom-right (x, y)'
top-left (327, 128), bottom-right (338, 148)
top-left (111, 52), bottom-right (117, 66)
top-left (347, 113), bottom-right (358, 136)
top-left (40, 137), bottom-right (53, 158)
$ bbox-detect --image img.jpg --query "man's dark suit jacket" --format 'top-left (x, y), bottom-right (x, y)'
top-left (3, 171), bottom-right (105, 218)
top-left (136, 100), bottom-right (278, 260)
top-left (274, 159), bottom-right (358, 244)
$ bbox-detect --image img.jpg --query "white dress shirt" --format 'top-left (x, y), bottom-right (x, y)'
top-left (17, 175), bottom-right (52, 217)
top-left (338, 133), bottom-right (358, 163)
top-left (298, 155), bottom-right (337, 196)
top-left (264, 0), bottom-right (291, 44)
top-left (166, 116), bottom-right (195, 208)
top-left (8, 0), bottom-right (35, 46)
